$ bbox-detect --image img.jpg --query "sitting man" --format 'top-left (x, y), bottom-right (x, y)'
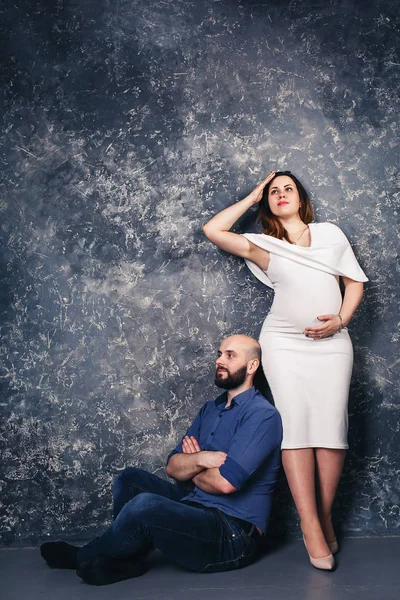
top-left (41, 334), bottom-right (282, 585)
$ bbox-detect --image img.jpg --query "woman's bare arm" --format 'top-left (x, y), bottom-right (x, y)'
top-left (339, 277), bottom-right (364, 326)
top-left (203, 172), bottom-right (275, 272)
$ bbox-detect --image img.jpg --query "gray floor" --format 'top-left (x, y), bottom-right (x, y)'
top-left (1, 537), bottom-right (399, 600)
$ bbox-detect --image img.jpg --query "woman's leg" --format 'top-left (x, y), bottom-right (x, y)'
top-left (282, 449), bottom-right (331, 559)
top-left (315, 448), bottom-right (346, 544)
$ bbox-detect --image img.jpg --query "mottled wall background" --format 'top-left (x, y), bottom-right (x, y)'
top-left (0, 0), bottom-right (399, 546)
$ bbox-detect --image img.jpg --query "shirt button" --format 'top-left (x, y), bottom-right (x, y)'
top-left (232, 534), bottom-right (236, 538)
top-left (219, 415), bottom-right (222, 418)
top-left (211, 432), bottom-right (214, 435)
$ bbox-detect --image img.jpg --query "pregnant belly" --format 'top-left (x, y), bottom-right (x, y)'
top-left (265, 288), bottom-right (343, 332)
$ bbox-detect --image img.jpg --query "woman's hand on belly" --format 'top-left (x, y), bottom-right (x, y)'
top-left (303, 314), bottom-right (342, 339)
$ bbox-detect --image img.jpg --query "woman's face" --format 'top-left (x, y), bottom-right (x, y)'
top-left (267, 175), bottom-right (301, 219)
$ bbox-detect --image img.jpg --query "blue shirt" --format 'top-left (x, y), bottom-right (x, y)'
top-left (167, 387), bottom-right (282, 533)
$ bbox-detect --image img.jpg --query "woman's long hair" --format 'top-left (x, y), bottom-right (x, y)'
top-left (257, 171), bottom-right (314, 243)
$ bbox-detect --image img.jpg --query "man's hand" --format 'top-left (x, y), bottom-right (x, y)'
top-left (181, 436), bottom-right (227, 468)
top-left (182, 436), bottom-right (201, 454)
top-left (166, 435), bottom-right (227, 482)
top-left (198, 451), bottom-right (227, 469)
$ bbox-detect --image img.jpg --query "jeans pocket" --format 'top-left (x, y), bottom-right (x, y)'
top-left (217, 510), bottom-right (244, 539)
top-left (198, 511), bottom-right (256, 573)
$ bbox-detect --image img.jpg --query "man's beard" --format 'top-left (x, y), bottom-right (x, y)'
top-left (215, 364), bottom-right (248, 390)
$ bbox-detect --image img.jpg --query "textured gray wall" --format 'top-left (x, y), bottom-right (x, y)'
top-left (0, 0), bottom-right (399, 546)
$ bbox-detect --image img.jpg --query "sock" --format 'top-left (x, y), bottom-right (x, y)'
top-left (77, 555), bottom-right (148, 586)
top-left (40, 541), bottom-right (79, 569)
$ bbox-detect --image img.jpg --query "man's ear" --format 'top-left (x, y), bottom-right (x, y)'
top-left (247, 359), bottom-right (259, 375)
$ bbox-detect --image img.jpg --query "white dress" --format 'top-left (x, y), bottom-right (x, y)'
top-left (242, 223), bottom-right (368, 449)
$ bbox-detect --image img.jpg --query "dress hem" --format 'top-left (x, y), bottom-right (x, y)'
top-left (281, 444), bottom-right (349, 450)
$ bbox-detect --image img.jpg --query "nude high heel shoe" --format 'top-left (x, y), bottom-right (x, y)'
top-left (302, 536), bottom-right (335, 571)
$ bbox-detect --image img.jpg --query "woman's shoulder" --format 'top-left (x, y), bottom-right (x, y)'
top-left (311, 222), bottom-right (342, 232)
top-left (311, 222), bottom-right (347, 240)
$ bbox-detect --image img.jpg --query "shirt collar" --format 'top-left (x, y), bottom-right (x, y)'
top-left (231, 386), bottom-right (256, 406)
top-left (214, 387), bottom-right (256, 409)
top-left (215, 392), bottom-right (227, 408)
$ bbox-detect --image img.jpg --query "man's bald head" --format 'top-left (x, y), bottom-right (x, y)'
top-left (221, 334), bottom-right (261, 362)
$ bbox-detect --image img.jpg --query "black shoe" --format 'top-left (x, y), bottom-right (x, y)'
top-left (76, 555), bottom-right (148, 586)
top-left (40, 541), bottom-right (79, 569)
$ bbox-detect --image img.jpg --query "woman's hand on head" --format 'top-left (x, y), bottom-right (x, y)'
top-left (246, 171), bottom-right (276, 205)
top-left (303, 314), bottom-right (342, 339)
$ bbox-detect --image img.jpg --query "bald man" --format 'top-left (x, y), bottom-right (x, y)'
top-left (41, 335), bottom-right (282, 585)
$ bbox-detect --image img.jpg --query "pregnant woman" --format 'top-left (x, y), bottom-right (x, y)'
top-left (203, 170), bottom-right (368, 570)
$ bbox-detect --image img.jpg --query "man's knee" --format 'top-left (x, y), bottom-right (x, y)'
top-left (112, 467), bottom-right (152, 519)
top-left (113, 467), bottom-right (147, 498)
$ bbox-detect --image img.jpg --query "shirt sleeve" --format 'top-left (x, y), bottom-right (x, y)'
top-left (166, 404), bottom-right (207, 464)
top-left (219, 408), bottom-right (282, 490)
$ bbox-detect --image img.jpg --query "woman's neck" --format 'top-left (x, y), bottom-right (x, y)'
top-left (278, 216), bottom-right (306, 233)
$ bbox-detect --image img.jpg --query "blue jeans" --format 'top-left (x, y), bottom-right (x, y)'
top-left (77, 467), bottom-right (259, 573)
